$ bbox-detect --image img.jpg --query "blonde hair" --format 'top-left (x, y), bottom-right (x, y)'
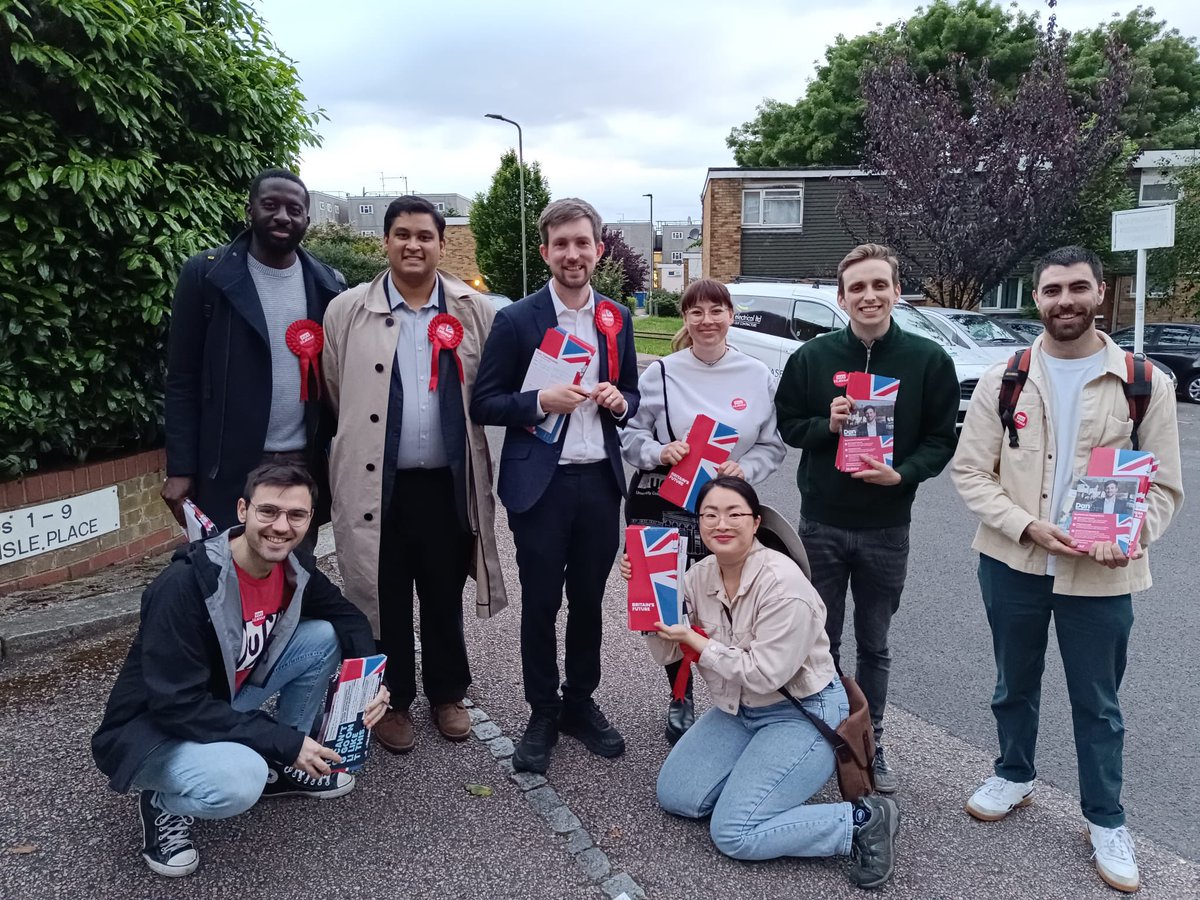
top-left (837, 243), bottom-right (899, 295)
top-left (671, 278), bottom-right (734, 351)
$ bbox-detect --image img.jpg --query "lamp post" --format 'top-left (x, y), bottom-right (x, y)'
top-left (642, 192), bottom-right (653, 292)
top-left (485, 113), bottom-right (527, 298)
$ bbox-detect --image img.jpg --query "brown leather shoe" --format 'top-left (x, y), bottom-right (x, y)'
top-left (432, 702), bottom-right (471, 742)
top-left (373, 708), bottom-right (415, 754)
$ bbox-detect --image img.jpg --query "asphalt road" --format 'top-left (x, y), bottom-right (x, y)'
top-left (751, 400), bottom-right (1200, 861)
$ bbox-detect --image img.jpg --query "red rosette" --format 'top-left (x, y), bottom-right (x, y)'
top-left (672, 625), bottom-right (709, 701)
top-left (594, 300), bottom-right (623, 382)
top-left (285, 319), bottom-right (324, 401)
top-left (427, 313), bottom-right (465, 391)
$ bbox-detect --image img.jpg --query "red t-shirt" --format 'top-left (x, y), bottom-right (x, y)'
top-left (233, 562), bottom-right (293, 691)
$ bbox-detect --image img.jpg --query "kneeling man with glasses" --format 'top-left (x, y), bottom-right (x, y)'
top-left (92, 463), bottom-right (389, 878)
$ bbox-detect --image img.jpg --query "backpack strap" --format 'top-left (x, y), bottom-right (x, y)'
top-left (1124, 351), bottom-right (1154, 452)
top-left (997, 349), bottom-right (1031, 449)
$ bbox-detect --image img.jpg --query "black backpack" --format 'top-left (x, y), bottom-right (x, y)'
top-left (998, 348), bottom-right (1154, 451)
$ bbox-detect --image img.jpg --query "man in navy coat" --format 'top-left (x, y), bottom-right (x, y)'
top-left (471, 198), bottom-right (639, 773)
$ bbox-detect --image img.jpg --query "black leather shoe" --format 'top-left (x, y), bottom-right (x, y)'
top-left (560, 699), bottom-right (626, 758)
top-left (512, 713), bottom-right (559, 774)
top-left (665, 697), bottom-right (695, 745)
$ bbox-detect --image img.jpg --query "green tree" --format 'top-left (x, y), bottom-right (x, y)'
top-left (303, 222), bottom-right (386, 287)
top-left (0, 0), bottom-right (322, 478)
top-left (470, 150), bottom-right (551, 299)
top-left (590, 258), bottom-right (630, 310)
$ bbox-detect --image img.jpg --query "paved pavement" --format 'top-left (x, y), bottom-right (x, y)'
top-left (1, 404), bottom-right (1198, 898)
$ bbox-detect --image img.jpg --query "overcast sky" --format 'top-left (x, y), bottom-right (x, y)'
top-left (254, 0), bottom-right (1200, 225)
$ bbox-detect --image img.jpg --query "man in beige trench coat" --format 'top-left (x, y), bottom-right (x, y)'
top-left (322, 196), bottom-right (507, 754)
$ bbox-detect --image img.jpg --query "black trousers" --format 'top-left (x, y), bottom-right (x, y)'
top-left (508, 462), bottom-right (621, 715)
top-left (377, 467), bottom-right (473, 709)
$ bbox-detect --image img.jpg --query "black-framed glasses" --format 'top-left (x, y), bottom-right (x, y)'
top-left (250, 503), bottom-right (313, 527)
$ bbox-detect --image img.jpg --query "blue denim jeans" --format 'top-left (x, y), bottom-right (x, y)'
top-left (656, 679), bottom-right (854, 860)
top-left (129, 619), bottom-right (342, 819)
top-left (798, 516), bottom-right (910, 743)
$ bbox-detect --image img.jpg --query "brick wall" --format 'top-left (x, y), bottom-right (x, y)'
top-left (702, 178), bottom-right (742, 282)
top-left (0, 449), bottom-right (182, 594)
top-left (442, 222), bottom-right (485, 289)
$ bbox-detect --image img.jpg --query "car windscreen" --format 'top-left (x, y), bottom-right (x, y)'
top-left (946, 313), bottom-right (1024, 345)
top-left (892, 305), bottom-right (954, 348)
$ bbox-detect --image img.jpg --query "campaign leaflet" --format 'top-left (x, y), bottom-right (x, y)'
top-left (837, 372), bottom-right (900, 473)
top-left (181, 499), bottom-right (217, 542)
top-left (312, 654), bottom-right (387, 773)
top-left (521, 327), bottom-right (596, 444)
top-left (658, 414), bottom-right (738, 512)
top-left (626, 526), bottom-right (685, 631)
top-left (1058, 448), bottom-right (1157, 554)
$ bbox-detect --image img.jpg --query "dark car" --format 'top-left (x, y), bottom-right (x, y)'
top-left (996, 318), bottom-right (1045, 343)
top-left (1110, 323), bottom-right (1200, 403)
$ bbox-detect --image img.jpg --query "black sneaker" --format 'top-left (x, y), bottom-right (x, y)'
top-left (560, 699), bottom-right (626, 759)
top-left (665, 697), bottom-right (695, 746)
top-left (848, 796), bottom-right (900, 889)
top-left (261, 764), bottom-right (355, 800)
top-left (872, 746), bottom-right (898, 794)
top-left (513, 712), bottom-right (559, 774)
top-left (139, 791), bottom-right (198, 878)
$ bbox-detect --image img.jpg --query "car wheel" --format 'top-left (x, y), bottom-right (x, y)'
top-left (1187, 372), bottom-right (1200, 403)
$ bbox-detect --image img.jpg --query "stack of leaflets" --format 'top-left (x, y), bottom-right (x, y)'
top-left (658, 414), bottom-right (739, 512)
top-left (181, 499), bottom-right (217, 542)
top-left (521, 327), bottom-right (595, 444)
top-left (837, 372), bottom-right (900, 473)
top-left (625, 525), bottom-right (685, 631)
top-left (1058, 448), bottom-right (1158, 554)
top-left (311, 654), bottom-right (388, 772)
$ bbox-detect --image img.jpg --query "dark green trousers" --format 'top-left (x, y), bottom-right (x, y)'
top-left (978, 554), bottom-right (1133, 828)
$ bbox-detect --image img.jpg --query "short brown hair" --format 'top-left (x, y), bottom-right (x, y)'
top-left (241, 462), bottom-right (316, 506)
top-left (837, 243), bottom-right (900, 295)
top-left (537, 198), bottom-right (603, 245)
top-left (671, 279), bottom-right (734, 352)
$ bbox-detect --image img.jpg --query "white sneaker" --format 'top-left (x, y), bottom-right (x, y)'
top-left (1087, 821), bottom-right (1140, 893)
top-left (965, 775), bottom-right (1034, 822)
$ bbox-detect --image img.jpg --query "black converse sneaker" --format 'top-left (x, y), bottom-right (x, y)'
top-left (261, 764), bottom-right (356, 799)
top-left (139, 791), bottom-right (198, 877)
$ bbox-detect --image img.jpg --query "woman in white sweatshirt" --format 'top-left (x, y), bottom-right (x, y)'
top-left (621, 277), bottom-right (786, 744)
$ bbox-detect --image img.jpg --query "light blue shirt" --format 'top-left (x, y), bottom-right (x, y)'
top-left (390, 275), bottom-right (448, 469)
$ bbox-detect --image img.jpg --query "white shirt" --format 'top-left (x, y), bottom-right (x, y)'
top-left (547, 282), bottom-right (608, 465)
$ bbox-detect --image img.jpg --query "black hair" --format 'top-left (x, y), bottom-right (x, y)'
top-left (384, 196), bottom-right (446, 239)
top-left (242, 462), bottom-right (317, 505)
top-left (249, 168), bottom-right (309, 206)
top-left (1032, 245), bottom-right (1103, 289)
top-left (695, 475), bottom-right (762, 518)
top-left (1105, 480), bottom-right (1119, 489)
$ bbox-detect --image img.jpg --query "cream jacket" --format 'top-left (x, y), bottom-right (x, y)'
top-left (646, 541), bottom-right (837, 713)
top-left (951, 333), bottom-right (1183, 596)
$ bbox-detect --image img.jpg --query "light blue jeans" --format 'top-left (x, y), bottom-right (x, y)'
top-left (130, 619), bottom-right (342, 819)
top-left (657, 678), bottom-right (854, 860)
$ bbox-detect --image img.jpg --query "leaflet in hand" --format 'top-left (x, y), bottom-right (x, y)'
top-left (312, 654), bottom-right (388, 772)
top-left (521, 327), bottom-right (596, 444)
top-left (626, 526), bottom-right (685, 631)
top-left (837, 372), bottom-right (899, 473)
top-left (181, 499), bottom-right (217, 542)
top-left (1058, 448), bottom-right (1158, 554)
top-left (658, 414), bottom-right (738, 512)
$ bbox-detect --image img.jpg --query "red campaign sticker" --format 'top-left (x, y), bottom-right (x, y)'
top-left (1014, 411), bottom-right (1028, 429)
top-left (833, 371), bottom-right (849, 387)
top-left (731, 398), bottom-right (747, 411)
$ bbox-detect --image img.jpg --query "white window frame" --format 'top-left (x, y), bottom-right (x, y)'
top-left (980, 276), bottom-right (1026, 311)
top-left (670, 251), bottom-right (682, 262)
top-left (671, 230), bottom-right (684, 240)
top-left (359, 204), bottom-right (373, 215)
top-left (360, 229), bottom-right (376, 236)
top-left (434, 202), bottom-right (446, 211)
top-left (1139, 172), bottom-right (1180, 207)
top-left (741, 185), bottom-right (804, 228)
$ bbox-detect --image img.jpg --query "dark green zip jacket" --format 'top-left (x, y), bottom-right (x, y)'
top-left (774, 320), bottom-right (959, 528)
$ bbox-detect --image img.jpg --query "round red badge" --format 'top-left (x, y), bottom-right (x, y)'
top-left (833, 371), bottom-right (849, 387)
top-left (731, 398), bottom-right (747, 411)
top-left (1014, 411), bottom-right (1028, 429)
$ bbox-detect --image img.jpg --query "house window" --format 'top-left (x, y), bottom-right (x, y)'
top-left (360, 229), bottom-right (376, 236)
top-left (981, 277), bottom-right (1025, 310)
top-left (1140, 172), bottom-right (1180, 206)
top-left (671, 231), bottom-right (684, 240)
top-left (612, 229), bottom-right (624, 238)
top-left (435, 202), bottom-right (445, 211)
top-left (670, 251), bottom-right (682, 262)
top-left (359, 204), bottom-right (373, 215)
top-left (742, 187), bottom-right (803, 227)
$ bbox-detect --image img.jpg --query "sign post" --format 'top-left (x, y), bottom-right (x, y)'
top-left (1111, 205), bottom-right (1176, 355)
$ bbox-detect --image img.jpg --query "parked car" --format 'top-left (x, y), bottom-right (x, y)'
top-left (920, 308), bottom-right (1030, 363)
top-left (1109, 323), bottom-right (1200, 402)
top-left (724, 282), bottom-right (996, 423)
top-left (483, 291), bottom-right (513, 312)
top-left (992, 316), bottom-right (1045, 343)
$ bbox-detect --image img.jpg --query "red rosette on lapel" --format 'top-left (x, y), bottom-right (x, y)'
top-left (427, 313), bottom-right (465, 391)
top-left (284, 319), bottom-right (324, 401)
top-left (595, 300), bottom-right (623, 383)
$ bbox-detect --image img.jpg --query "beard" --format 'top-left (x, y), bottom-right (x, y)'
top-left (251, 220), bottom-right (305, 255)
top-left (1040, 303), bottom-right (1098, 342)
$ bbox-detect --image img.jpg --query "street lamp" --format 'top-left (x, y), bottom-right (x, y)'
top-left (485, 113), bottom-right (527, 298)
top-left (642, 193), bottom-right (653, 292)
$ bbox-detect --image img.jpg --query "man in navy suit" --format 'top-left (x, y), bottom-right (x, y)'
top-left (471, 198), bottom-right (640, 773)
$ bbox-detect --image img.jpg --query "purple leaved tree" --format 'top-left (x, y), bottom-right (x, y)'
top-left (839, 9), bottom-right (1131, 308)
top-left (600, 226), bottom-right (651, 299)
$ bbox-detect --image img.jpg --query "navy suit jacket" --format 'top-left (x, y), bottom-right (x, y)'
top-left (470, 285), bottom-right (640, 514)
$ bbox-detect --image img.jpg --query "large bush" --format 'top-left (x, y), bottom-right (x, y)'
top-left (0, 0), bottom-right (322, 477)
top-left (303, 222), bottom-right (386, 287)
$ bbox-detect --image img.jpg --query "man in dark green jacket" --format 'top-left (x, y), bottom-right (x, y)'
top-left (774, 243), bottom-right (959, 794)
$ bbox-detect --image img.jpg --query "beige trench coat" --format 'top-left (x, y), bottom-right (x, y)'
top-left (321, 269), bottom-right (509, 635)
